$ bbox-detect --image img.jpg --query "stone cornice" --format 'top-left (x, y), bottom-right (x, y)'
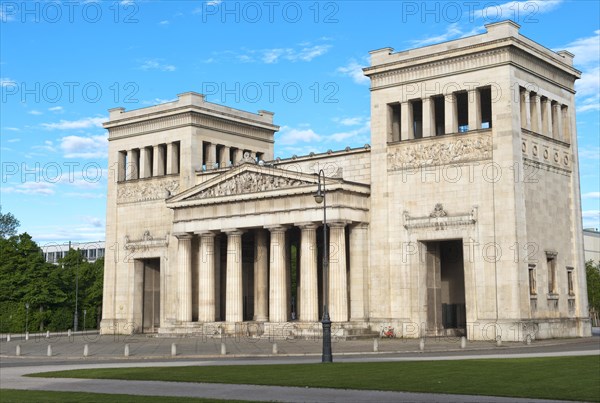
top-left (107, 110), bottom-right (277, 143)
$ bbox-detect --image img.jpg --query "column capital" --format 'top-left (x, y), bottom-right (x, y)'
top-left (194, 230), bottom-right (217, 238)
top-left (296, 222), bottom-right (319, 230)
top-left (350, 222), bottom-right (369, 230)
top-left (173, 232), bottom-right (193, 240)
top-left (265, 225), bottom-right (289, 233)
top-left (329, 220), bottom-right (350, 228)
top-left (223, 229), bottom-right (245, 236)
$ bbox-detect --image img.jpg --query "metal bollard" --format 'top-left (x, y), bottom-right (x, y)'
top-left (496, 336), bottom-right (502, 347)
top-left (25, 332), bottom-right (29, 341)
top-left (6, 334), bottom-right (10, 342)
top-left (47, 344), bottom-right (52, 357)
top-left (16, 344), bottom-right (21, 356)
top-left (171, 343), bottom-right (177, 357)
top-left (46, 330), bottom-right (50, 339)
top-left (220, 342), bottom-right (226, 355)
top-left (373, 338), bottom-right (379, 352)
top-left (83, 344), bottom-right (89, 357)
top-left (419, 338), bottom-right (425, 351)
top-left (67, 329), bottom-right (72, 337)
top-left (272, 342), bottom-right (278, 354)
top-left (460, 336), bottom-right (467, 349)
top-left (124, 344), bottom-right (130, 357)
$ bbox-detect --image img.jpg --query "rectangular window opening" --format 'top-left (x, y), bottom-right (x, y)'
top-left (528, 264), bottom-right (537, 295)
top-left (411, 100), bottom-right (423, 139)
top-left (567, 267), bottom-right (574, 296)
top-left (433, 96), bottom-right (445, 136)
top-left (480, 87), bottom-right (492, 129)
top-left (456, 92), bottom-right (468, 132)
top-left (546, 253), bottom-right (557, 294)
top-left (388, 103), bottom-right (402, 142)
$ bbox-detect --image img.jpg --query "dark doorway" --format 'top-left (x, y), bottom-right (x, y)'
top-left (424, 240), bottom-right (466, 336)
top-left (142, 258), bottom-right (160, 333)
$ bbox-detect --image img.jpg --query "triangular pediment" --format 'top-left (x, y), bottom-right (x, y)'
top-left (167, 163), bottom-right (339, 205)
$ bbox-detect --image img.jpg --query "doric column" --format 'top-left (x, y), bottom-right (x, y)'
top-left (530, 94), bottom-right (542, 134)
top-left (444, 93), bottom-right (457, 135)
top-left (232, 148), bottom-right (244, 165)
top-left (126, 149), bottom-right (139, 180)
top-left (561, 105), bottom-right (571, 143)
top-left (214, 234), bottom-right (221, 321)
top-left (542, 97), bottom-right (552, 137)
top-left (153, 145), bottom-right (165, 176)
top-left (422, 97), bottom-right (433, 137)
top-left (328, 222), bottom-right (348, 322)
top-left (552, 102), bottom-right (562, 141)
top-left (268, 226), bottom-right (288, 322)
top-left (521, 89), bottom-right (531, 130)
top-left (206, 143), bottom-right (217, 169)
top-left (400, 102), bottom-right (412, 140)
top-left (219, 145), bottom-right (231, 168)
top-left (175, 233), bottom-right (193, 322)
top-left (197, 232), bottom-right (216, 322)
top-left (224, 230), bottom-right (244, 323)
top-left (467, 89), bottom-right (480, 131)
top-left (349, 223), bottom-right (369, 320)
top-left (253, 229), bottom-right (269, 322)
top-left (166, 142), bottom-right (179, 175)
top-left (117, 151), bottom-right (126, 182)
top-left (299, 223), bottom-right (319, 322)
top-left (140, 147), bottom-right (152, 179)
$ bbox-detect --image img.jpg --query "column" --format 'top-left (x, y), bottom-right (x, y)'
top-left (153, 145), bottom-right (165, 176)
top-left (328, 222), bottom-right (348, 322)
top-left (422, 97), bottom-right (433, 137)
top-left (232, 148), bottom-right (244, 165)
top-left (400, 102), bottom-right (413, 140)
top-left (214, 235), bottom-right (222, 321)
top-left (299, 224), bottom-right (319, 322)
top-left (542, 97), bottom-right (552, 136)
top-left (197, 232), bottom-right (216, 322)
top-left (206, 143), bottom-right (217, 169)
top-left (349, 223), bottom-right (369, 320)
top-left (117, 151), bottom-right (126, 181)
top-left (268, 226), bottom-right (288, 322)
top-left (444, 93), bottom-right (457, 135)
top-left (166, 142), bottom-right (179, 175)
top-left (468, 89), bottom-right (480, 131)
top-left (219, 145), bottom-right (231, 168)
top-left (530, 94), bottom-right (542, 133)
top-left (561, 106), bottom-right (570, 143)
top-left (552, 103), bottom-right (562, 141)
top-left (225, 230), bottom-right (244, 323)
top-left (176, 233), bottom-right (193, 322)
top-left (126, 149), bottom-right (138, 180)
top-left (140, 147), bottom-right (152, 179)
top-left (521, 89), bottom-right (531, 130)
top-left (253, 229), bottom-right (269, 322)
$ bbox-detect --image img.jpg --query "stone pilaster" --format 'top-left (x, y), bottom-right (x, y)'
top-left (225, 230), bottom-right (244, 323)
top-left (542, 97), bottom-right (552, 137)
top-left (521, 89), bottom-right (531, 130)
top-left (126, 149), bottom-right (138, 180)
top-left (445, 93), bottom-right (457, 134)
top-left (401, 102), bottom-right (412, 140)
top-left (299, 223), bottom-right (319, 322)
top-left (166, 142), bottom-right (179, 175)
top-left (219, 145), bottom-right (230, 168)
top-left (153, 145), bottom-right (165, 176)
top-left (531, 94), bottom-right (542, 134)
top-left (197, 232), bottom-right (216, 322)
top-left (329, 222), bottom-right (348, 322)
top-left (232, 148), bottom-right (244, 165)
top-left (268, 226), bottom-right (288, 322)
top-left (254, 229), bottom-right (269, 322)
top-left (468, 89), bottom-right (481, 131)
top-left (206, 143), bottom-right (217, 168)
top-left (552, 102), bottom-right (562, 141)
top-left (175, 233), bottom-right (193, 322)
top-left (140, 147), bottom-right (152, 179)
top-left (349, 223), bottom-right (369, 320)
top-left (422, 97), bottom-right (433, 137)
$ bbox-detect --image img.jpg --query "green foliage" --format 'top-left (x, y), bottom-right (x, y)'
top-left (586, 260), bottom-right (600, 314)
top-left (0, 208), bottom-right (20, 239)
top-left (0, 234), bottom-right (103, 333)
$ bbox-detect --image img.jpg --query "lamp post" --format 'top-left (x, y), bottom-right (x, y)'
top-left (314, 169), bottom-right (332, 363)
top-left (25, 302), bottom-right (29, 336)
top-left (83, 309), bottom-right (87, 333)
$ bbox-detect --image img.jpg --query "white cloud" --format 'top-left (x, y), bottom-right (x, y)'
top-left (28, 110), bottom-right (43, 115)
top-left (65, 192), bottom-right (105, 199)
top-left (4, 127), bottom-right (20, 131)
top-left (409, 23), bottom-right (484, 48)
top-left (475, 0), bottom-right (562, 21)
top-left (328, 119), bottom-right (370, 143)
top-left (582, 210), bottom-right (600, 229)
top-left (560, 31), bottom-right (600, 113)
top-left (579, 147), bottom-right (600, 161)
top-left (337, 60), bottom-right (370, 85)
top-left (206, 0), bottom-right (222, 6)
top-left (139, 59), bottom-right (176, 72)
top-left (260, 45), bottom-right (331, 63)
top-left (48, 106), bottom-right (64, 113)
top-left (334, 116), bottom-right (365, 126)
top-left (60, 134), bottom-right (108, 158)
top-left (159, 20), bottom-right (169, 25)
top-left (141, 97), bottom-right (178, 105)
top-left (582, 192), bottom-right (600, 199)
top-left (6, 138), bottom-right (20, 143)
top-left (42, 117), bottom-right (105, 130)
top-left (32, 140), bottom-right (56, 153)
top-left (0, 77), bottom-right (16, 87)
top-left (276, 126), bottom-right (322, 146)
top-left (3, 182), bottom-right (55, 196)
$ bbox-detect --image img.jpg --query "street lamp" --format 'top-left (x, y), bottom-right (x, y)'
top-left (314, 169), bottom-right (332, 363)
top-left (25, 302), bottom-right (29, 336)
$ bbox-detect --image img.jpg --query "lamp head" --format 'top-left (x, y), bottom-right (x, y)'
top-left (314, 192), bottom-right (324, 204)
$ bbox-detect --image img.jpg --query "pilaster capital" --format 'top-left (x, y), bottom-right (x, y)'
top-left (223, 229), bottom-right (245, 236)
top-left (329, 220), bottom-right (350, 228)
top-left (194, 230), bottom-right (217, 238)
top-left (173, 232), bottom-right (193, 240)
top-left (265, 225), bottom-right (289, 233)
top-left (296, 222), bottom-right (319, 230)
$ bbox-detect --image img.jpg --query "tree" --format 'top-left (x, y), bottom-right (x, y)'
top-left (0, 208), bottom-right (20, 239)
top-left (586, 260), bottom-right (600, 325)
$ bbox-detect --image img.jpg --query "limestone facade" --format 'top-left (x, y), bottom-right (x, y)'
top-left (101, 21), bottom-right (591, 341)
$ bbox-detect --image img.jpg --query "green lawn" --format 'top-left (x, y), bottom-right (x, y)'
top-left (0, 389), bottom-right (253, 403)
top-left (30, 356), bottom-right (600, 401)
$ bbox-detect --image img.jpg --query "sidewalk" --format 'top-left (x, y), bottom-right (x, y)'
top-left (1, 329), bottom-right (598, 360)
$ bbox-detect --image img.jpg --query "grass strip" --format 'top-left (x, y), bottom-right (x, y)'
top-left (30, 356), bottom-right (600, 402)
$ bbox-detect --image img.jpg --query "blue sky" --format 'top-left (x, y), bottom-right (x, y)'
top-left (1, 0), bottom-right (598, 245)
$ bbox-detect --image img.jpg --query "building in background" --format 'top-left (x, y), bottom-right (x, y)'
top-left (100, 21), bottom-right (591, 340)
top-left (41, 241), bottom-right (105, 264)
top-left (583, 228), bottom-right (600, 265)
